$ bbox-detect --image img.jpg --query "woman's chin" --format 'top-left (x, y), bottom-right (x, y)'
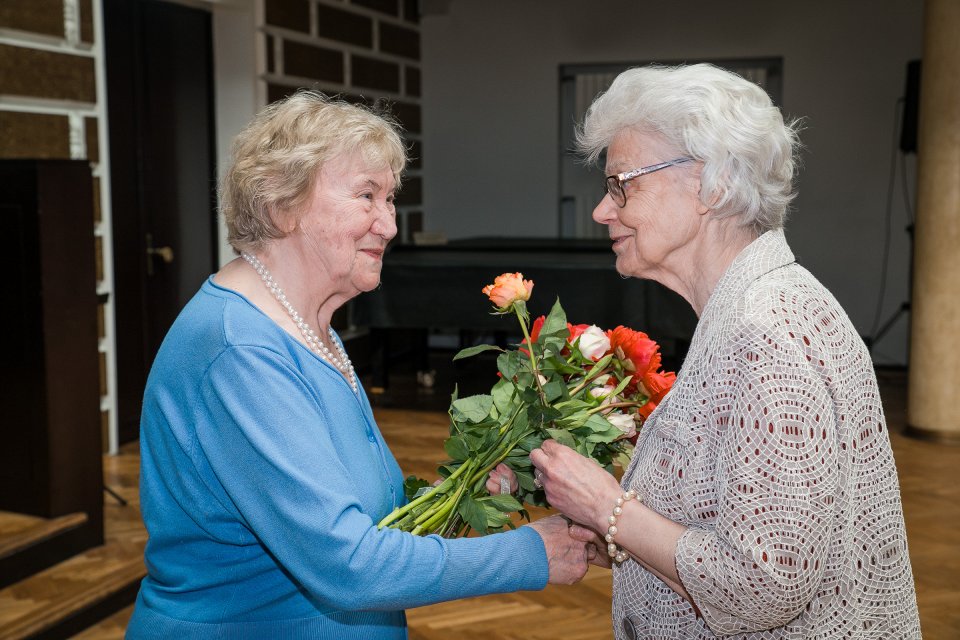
top-left (354, 272), bottom-right (383, 293)
top-left (614, 256), bottom-right (638, 278)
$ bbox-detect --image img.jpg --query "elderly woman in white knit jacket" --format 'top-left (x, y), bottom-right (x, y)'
top-left (529, 64), bottom-right (921, 639)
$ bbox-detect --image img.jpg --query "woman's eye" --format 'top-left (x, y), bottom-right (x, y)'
top-left (360, 192), bottom-right (373, 200)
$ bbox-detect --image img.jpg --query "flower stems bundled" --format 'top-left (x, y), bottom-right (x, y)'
top-left (377, 272), bottom-right (675, 537)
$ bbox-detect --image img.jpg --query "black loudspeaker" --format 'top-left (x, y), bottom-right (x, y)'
top-left (900, 59), bottom-right (921, 154)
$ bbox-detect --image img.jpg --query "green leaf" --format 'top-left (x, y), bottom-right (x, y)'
top-left (491, 378), bottom-right (518, 415)
top-left (544, 355), bottom-right (582, 375)
top-left (515, 470), bottom-right (537, 492)
top-left (541, 299), bottom-right (568, 337)
top-left (543, 379), bottom-right (565, 403)
top-left (482, 504), bottom-right (512, 530)
top-left (585, 354), bottom-right (614, 380)
top-left (585, 413), bottom-right (625, 443)
top-left (481, 494), bottom-right (523, 512)
top-left (528, 404), bottom-right (562, 427)
top-left (497, 351), bottom-right (522, 380)
top-left (450, 395), bottom-right (494, 423)
top-left (519, 386), bottom-right (540, 406)
top-left (611, 374), bottom-right (633, 397)
top-left (458, 494), bottom-right (488, 533)
top-left (541, 336), bottom-right (567, 358)
top-left (453, 344), bottom-right (503, 361)
top-left (403, 475), bottom-right (430, 501)
top-left (504, 455), bottom-right (533, 468)
top-left (545, 427), bottom-right (576, 447)
top-left (443, 435), bottom-right (470, 461)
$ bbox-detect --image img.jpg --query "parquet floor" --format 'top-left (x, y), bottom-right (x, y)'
top-left (0, 439), bottom-right (145, 640)
top-left (60, 370), bottom-right (960, 638)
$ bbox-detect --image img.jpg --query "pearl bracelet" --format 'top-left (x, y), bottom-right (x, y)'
top-left (605, 489), bottom-right (637, 563)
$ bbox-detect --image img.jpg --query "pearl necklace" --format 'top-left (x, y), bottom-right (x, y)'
top-left (241, 252), bottom-right (358, 394)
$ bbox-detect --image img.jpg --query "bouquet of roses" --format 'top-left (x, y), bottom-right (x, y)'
top-left (377, 272), bottom-right (676, 537)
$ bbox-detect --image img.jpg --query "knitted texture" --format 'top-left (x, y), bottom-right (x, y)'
top-left (613, 230), bottom-right (920, 639)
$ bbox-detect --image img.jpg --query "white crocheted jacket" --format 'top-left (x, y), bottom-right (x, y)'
top-left (614, 230), bottom-right (921, 639)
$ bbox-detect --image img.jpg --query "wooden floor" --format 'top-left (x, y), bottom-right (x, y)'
top-left (33, 370), bottom-right (960, 638)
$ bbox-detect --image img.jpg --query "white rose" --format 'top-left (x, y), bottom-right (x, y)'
top-left (606, 412), bottom-right (637, 440)
top-left (577, 325), bottom-right (610, 360)
top-left (589, 384), bottom-right (617, 410)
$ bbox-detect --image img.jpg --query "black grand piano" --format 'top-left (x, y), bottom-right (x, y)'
top-left (350, 237), bottom-right (698, 386)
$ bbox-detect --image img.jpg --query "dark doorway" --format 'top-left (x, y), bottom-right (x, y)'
top-left (105, 0), bottom-right (218, 444)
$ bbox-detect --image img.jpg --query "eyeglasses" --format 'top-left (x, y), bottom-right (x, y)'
top-left (604, 157), bottom-right (693, 207)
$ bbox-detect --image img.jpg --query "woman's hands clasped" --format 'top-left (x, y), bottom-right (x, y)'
top-left (526, 515), bottom-right (593, 584)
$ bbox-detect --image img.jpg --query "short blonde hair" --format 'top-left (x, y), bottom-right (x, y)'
top-left (222, 90), bottom-right (407, 252)
top-left (577, 64), bottom-right (802, 233)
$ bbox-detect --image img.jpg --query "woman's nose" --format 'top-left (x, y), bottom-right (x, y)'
top-left (592, 193), bottom-right (617, 225)
top-left (375, 205), bottom-right (398, 240)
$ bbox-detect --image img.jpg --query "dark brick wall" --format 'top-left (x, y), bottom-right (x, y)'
top-left (263, 0), bottom-right (423, 242)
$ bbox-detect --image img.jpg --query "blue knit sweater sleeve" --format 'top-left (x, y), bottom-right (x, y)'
top-left (194, 343), bottom-right (548, 612)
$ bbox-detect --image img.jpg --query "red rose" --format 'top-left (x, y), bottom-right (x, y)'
top-left (608, 326), bottom-right (676, 405)
top-left (530, 315), bottom-right (546, 342)
top-left (608, 326), bottom-right (660, 378)
top-left (567, 323), bottom-right (590, 343)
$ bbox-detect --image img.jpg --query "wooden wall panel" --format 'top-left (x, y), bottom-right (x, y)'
top-left (264, 0), bottom-right (309, 32)
top-left (0, 0), bottom-right (65, 38)
top-left (0, 45), bottom-right (96, 103)
top-left (80, 0), bottom-right (95, 43)
top-left (0, 112), bottom-right (71, 159)
top-left (315, 4), bottom-right (372, 47)
top-left (283, 40), bottom-right (344, 83)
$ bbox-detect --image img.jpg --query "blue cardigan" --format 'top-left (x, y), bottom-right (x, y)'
top-left (126, 278), bottom-right (548, 639)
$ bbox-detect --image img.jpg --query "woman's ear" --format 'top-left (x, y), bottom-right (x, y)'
top-left (696, 174), bottom-right (724, 215)
top-left (269, 204), bottom-right (300, 235)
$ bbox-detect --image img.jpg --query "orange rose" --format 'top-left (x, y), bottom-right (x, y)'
top-left (482, 272), bottom-right (534, 310)
top-left (608, 326), bottom-right (676, 404)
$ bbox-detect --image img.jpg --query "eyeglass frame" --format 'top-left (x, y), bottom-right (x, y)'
top-left (604, 157), bottom-right (694, 207)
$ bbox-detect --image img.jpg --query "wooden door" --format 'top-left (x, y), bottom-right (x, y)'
top-left (105, 0), bottom-right (217, 444)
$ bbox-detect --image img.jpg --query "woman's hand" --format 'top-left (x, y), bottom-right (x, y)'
top-left (485, 463), bottom-right (518, 495)
top-left (529, 439), bottom-right (622, 531)
top-left (526, 515), bottom-right (591, 584)
top-left (568, 523), bottom-right (613, 569)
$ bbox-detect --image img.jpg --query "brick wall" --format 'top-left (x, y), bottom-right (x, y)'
top-left (262, 0), bottom-right (423, 241)
top-left (0, 0), bottom-right (116, 452)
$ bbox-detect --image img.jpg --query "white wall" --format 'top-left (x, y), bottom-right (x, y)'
top-left (211, 0), bottom-right (260, 267)
top-left (420, 0), bottom-right (923, 365)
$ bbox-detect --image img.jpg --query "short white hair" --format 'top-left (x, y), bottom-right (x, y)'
top-left (577, 63), bottom-right (802, 232)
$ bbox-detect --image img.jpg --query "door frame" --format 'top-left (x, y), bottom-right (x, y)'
top-left (104, 0), bottom-right (219, 444)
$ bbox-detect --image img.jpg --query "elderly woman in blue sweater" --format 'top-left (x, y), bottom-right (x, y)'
top-left (125, 91), bottom-right (591, 639)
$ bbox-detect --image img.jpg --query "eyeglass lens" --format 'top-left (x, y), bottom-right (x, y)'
top-left (605, 176), bottom-right (625, 207)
